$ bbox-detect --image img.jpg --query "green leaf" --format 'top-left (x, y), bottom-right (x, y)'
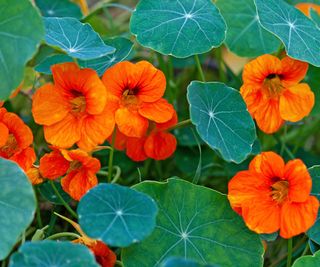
top-left (122, 178), bottom-right (264, 267)
top-left (304, 65), bottom-right (320, 115)
top-left (0, 0), bottom-right (44, 100)
top-left (9, 241), bottom-right (99, 267)
top-left (44, 17), bottom-right (115, 60)
top-left (0, 158), bottom-right (36, 260)
top-left (35, 0), bottom-right (82, 19)
top-left (217, 0), bottom-right (280, 57)
top-left (254, 0), bottom-right (320, 66)
top-left (161, 257), bottom-right (217, 267)
top-left (35, 54), bottom-right (73, 74)
top-left (130, 0), bottom-right (226, 58)
top-left (78, 183), bottom-right (158, 247)
top-left (79, 37), bottom-right (134, 76)
top-left (310, 8), bottom-right (320, 27)
top-left (292, 250), bottom-right (320, 267)
top-left (38, 181), bottom-right (71, 205)
top-left (187, 81), bottom-right (256, 163)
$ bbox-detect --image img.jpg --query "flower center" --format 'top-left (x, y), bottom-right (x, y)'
top-left (0, 134), bottom-right (18, 157)
top-left (70, 96), bottom-right (86, 115)
top-left (270, 180), bottom-right (289, 203)
top-left (69, 160), bottom-right (82, 171)
top-left (262, 74), bottom-right (284, 98)
top-left (121, 89), bottom-right (139, 108)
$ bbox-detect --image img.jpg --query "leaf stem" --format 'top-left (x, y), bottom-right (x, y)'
top-left (287, 238), bottom-right (293, 267)
top-left (50, 180), bottom-right (78, 219)
top-left (168, 119), bottom-right (192, 131)
top-left (45, 232), bottom-right (80, 240)
top-left (194, 55), bottom-right (206, 82)
top-left (108, 129), bottom-right (117, 183)
top-left (116, 260), bottom-right (124, 267)
top-left (301, 241), bottom-right (310, 256)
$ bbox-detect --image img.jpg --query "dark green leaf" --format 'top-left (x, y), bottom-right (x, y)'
top-left (78, 183), bottom-right (158, 247)
top-left (310, 8), bottom-right (320, 27)
top-left (35, 54), bottom-right (73, 74)
top-left (35, 0), bottom-right (82, 19)
top-left (38, 181), bottom-right (71, 205)
top-left (161, 257), bottom-right (218, 267)
top-left (292, 250), bottom-right (320, 266)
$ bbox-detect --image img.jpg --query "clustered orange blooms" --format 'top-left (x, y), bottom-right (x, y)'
top-left (241, 55), bottom-right (314, 134)
top-left (228, 152), bottom-right (319, 238)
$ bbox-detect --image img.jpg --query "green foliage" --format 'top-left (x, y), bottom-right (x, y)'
top-left (0, 0), bottom-right (44, 100)
top-left (9, 241), bottom-right (99, 267)
top-left (44, 17), bottom-right (115, 60)
top-left (255, 0), bottom-right (320, 66)
top-left (77, 183), bottom-right (158, 247)
top-left (122, 178), bottom-right (264, 267)
top-left (161, 257), bottom-right (218, 267)
top-left (0, 158), bottom-right (36, 260)
top-left (187, 82), bottom-right (256, 163)
top-left (130, 0), bottom-right (226, 58)
top-left (292, 250), bottom-right (320, 267)
top-left (35, 54), bottom-right (73, 74)
top-left (35, 0), bottom-right (82, 19)
top-left (217, 0), bottom-right (280, 57)
top-left (38, 181), bottom-right (71, 205)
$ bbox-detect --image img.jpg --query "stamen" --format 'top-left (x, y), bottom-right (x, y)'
top-left (270, 180), bottom-right (289, 203)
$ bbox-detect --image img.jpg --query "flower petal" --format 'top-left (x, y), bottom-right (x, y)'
top-left (39, 150), bottom-right (70, 179)
top-left (0, 122), bottom-right (9, 147)
top-left (280, 56), bottom-right (309, 86)
top-left (67, 150), bottom-right (101, 173)
top-left (279, 84), bottom-right (314, 122)
top-left (26, 167), bottom-right (44, 185)
top-left (280, 196), bottom-right (319, 239)
top-left (139, 98), bottom-right (174, 123)
top-left (126, 137), bottom-right (148, 162)
top-left (10, 147), bottom-right (36, 172)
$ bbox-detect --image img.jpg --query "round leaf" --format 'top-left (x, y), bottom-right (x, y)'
top-left (44, 17), bottom-right (115, 60)
top-left (187, 81), bottom-right (256, 163)
top-left (292, 250), bottom-right (320, 267)
top-left (130, 0), bottom-right (226, 58)
top-left (217, 0), bottom-right (280, 57)
top-left (162, 257), bottom-right (217, 267)
top-left (35, 0), bottom-right (82, 19)
top-left (0, 158), bottom-right (36, 260)
top-left (35, 54), bottom-right (73, 74)
top-left (78, 183), bottom-right (158, 247)
top-left (9, 241), bottom-right (99, 267)
top-left (0, 0), bottom-right (44, 100)
top-left (122, 178), bottom-right (264, 267)
top-left (254, 0), bottom-right (320, 67)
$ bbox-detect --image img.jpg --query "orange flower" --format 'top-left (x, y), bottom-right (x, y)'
top-left (241, 55), bottom-right (314, 133)
top-left (26, 167), bottom-right (45, 185)
top-left (228, 152), bottom-right (319, 238)
top-left (296, 3), bottom-right (320, 17)
top-left (0, 108), bottom-right (36, 172)
top-left (39, 148), bottom-right (100, 201)
top-left (32, 62), bottom-right (116, 151)
top-left (102, 61), bottom-right (174, 138)
top-left (111, 111), bottom-right (178, 161)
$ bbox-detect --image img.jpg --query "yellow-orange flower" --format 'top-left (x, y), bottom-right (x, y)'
top-left (228, 152), bottom-right (319, 238)
top-left (39, 148), bottom-right (100, 201)
top-left (32, 63), bottom-right (116, 151)
top-left (102, 61), bottom-right (174, 138)
top-left (296, 3), bottom-right (320, 17)
top-left (241, 55), bottom-right (314, 133)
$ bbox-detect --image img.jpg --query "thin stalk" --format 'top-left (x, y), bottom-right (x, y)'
top-left (45, 232), bottom-right (80, 240)
top-left (168, 119), bottom-right (192, 131)
top-left (216, 48), bottom-right (227, 82)
top-left (301, 242), bottom-right (309, 256)
top-left (287, 238), bottom-right (293, 267)
top-left (111, 166), bottom-right (121, 184)
top-left (108, 129), bottom-right (117, 183)
top-left (194, 55), bottom-right (206, 82)
top-left (50, 181), bottom-right (78, 219)
top-left (116, 260), bottom-right (124, 267)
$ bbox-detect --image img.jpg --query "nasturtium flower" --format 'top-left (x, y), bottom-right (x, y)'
top-left (296, 3), bottom-right (320, 17)
top-left (32, 62), bottom-right (116, 151)
top-left (0, 108), bottom-right (36, 172)
top-left (39, 148), bottom-right (100, 201)
top-left (228, 152), bottom-right (319, 239)
top-left (240, 55), bottom-right (314, 134)
top-left (102, 61), bottom-right (174, 138)
top-left (111, 111), bottom-right (178, 161)
top-left (26, 167), bottom-right (45, 185)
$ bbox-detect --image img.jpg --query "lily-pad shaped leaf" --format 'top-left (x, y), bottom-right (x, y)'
top-left (38, 181), bottom-right (71, 205)
top-left (35, 0), bottom-right (82, 19)
top-left (292, 249), bottom-right (320, 267)
top-left (161, 257), bottom-right (217, 267)
top-left (0, 0), bottom-right (44, 100)
top-left (254, 0), bottom-right (320, 67)
top-left (217, 0), bottom-right (280, 57)
top-left (35, 54), bottom-right (73, 74)
top-left (130, 0), bottom-right (226, 58)
top-left (310, 8), bottom-right (320, 27)
top-left (9, 241), bottom-right (99, 267)
top-left (0, 158), bottom-right (36, 260)
top-left (78, 183), bottom-right (158, 247)
top-left (122, 178), bottom-right (264, 267)
top-left (79, 37), bottom-right (134, 76)
top-left (44, 17), bottom-right (115, 60)
top-left (187, 81), bottom-right (256, 163)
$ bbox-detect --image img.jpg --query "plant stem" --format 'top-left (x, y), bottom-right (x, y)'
top-left (111, 166), bottom-right (121, 184)
top-left (108, 129), bottom-right (117, 183)
top-left (45, 232), bottom-right (80, 240)
top-left (168, 119), bottom-right (192, 131)
top-left (301, 242), bottom-right (309, 256)
top-left (50, 181), bottom-right (78, 219)
top-left (287, 238), bottom-right (293, 267)
top-left (194, 55), bottom-right (206, 82)
top-left (116, 260), bottom-right (124, 267)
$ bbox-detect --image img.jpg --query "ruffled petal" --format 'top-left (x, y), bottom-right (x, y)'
top-left (240, 85), bottom-right (264, 117)
top-left (10, 147), bottom-right (36, 172)
top-left (67, 150), bottom-right (101, 173)
top-left (0, 122), bottom-right (9, 147)
top-left (139, 98), bottom-right (174, 123)
top-left (26, 167), bottom-right (44, 185)
top-left (280, 56), bottom-right (309, 86)
top-left (126, 137), bottom-right (148, 162)
top-left (280, 196), bottom-right (319, 238)
top-left (156, 110), bottom-right (178, 131)
top-left (279, 84), bottom-right (314, 122)
top-left (284, 159), bottom-right (312, 202)
top-left (39, 150), bottom-right (70, 179)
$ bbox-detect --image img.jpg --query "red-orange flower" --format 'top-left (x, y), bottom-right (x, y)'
top-left (296, 3), bottom-right (320, 17)
top-left (228, 152), bottom-right (319, 238)
top-left (102, 61), bottom-right (174, 138)
top-left (241, 55), bottom-right (314, 133)
top-left (32, 62), bottom-right (116, 151)
top-left (0, 108), bottom-right (36, 172)
top-left (39, 148), bottom-right (100, 201)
